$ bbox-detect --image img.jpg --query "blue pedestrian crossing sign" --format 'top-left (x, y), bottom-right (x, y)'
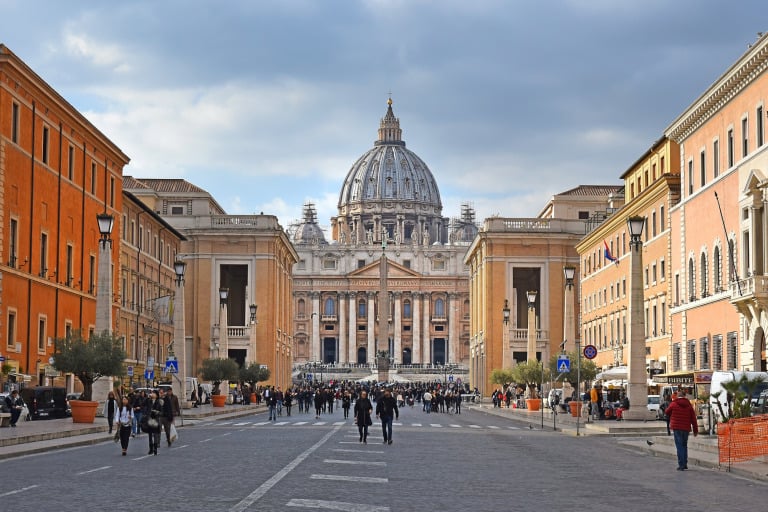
top-left (165, 358), bottom-right (179, 374)
top-left (557, 356), bottom-right (571, 373)
top-left (144, 369), bottom-right (154, 381)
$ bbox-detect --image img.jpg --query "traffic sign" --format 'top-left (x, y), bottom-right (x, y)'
top-left (0, 355), bottom-right (5, 362)
top-left (448, 375), bottom-right (454, 382)
top-left (583, 344), bottom-right (598, 360)
top-left (127, 365), bottom-right (134, 377)
top-left (306, 373), bottom-right (313, 381)
top-left (144, 369), bottom-right (154, 381)
top-left (557, 356), bottom-right (570, 373)
top-left (165, 359), bottom-right (179, 374)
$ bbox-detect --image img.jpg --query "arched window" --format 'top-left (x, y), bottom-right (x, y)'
top-left (688, 258), bottom-right (696, 300)
top-left (298, 299), bottom-right (306, 317)
top-left (700, 252), bottom-right (709, 297)
top-left (435, 298), bottom-right (445, 317)
top-left (713, 246), bottom-right (722, 292)
top-left (403, 300), bottom-right (411, 319)
top-left (324, 297), bottom-right (335, 316)
top-left (728, 239), bottom-right (736, 283)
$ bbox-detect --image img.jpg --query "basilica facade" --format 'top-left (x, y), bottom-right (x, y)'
top-left (290, 100), bottom-right (475, 368)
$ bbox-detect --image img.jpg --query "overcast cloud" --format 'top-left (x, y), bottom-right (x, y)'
top-left (2, 1), bottom-right (765, 229)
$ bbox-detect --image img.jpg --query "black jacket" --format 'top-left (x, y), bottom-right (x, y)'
top-left (375, 394), bottom-right (399, 419)
top-left (354, 397), bottom-right (373, 426)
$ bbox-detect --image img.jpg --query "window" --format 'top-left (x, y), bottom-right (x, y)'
top-left (402, 259), bottom-right (411, 269)
top-left (652, 211), bottom-right (657, 237)
top-left (713, 246), bottom-right (722, 291)
top-left (38, 318), bottom-right (46, 352)
top-left (66, 244), bottom-right (74, 286)
top-left (688, 340), bottom-right (696, 370)
top-left (742, 117), bottom-right (749, 157)
top-left (687, 160), bottom-right (693, 195)
top-left (322, 259), bottom-right (337, 270)
top-left (171, 206), bottom-right (184, 215)
top-left (110, 176), bottom-right (115, 207)
top-left (9, 218), bottom-right (18, 267)
top-left (672, 343), bottom-right (681, 372)
top-left (40, 232), bottom-right (48, 277)
top-left (700, 253), bottom-right (708, 297)
top-left (660, 302), bottom-right (666, 333)
top-left (91, 162), bottom-right (97, 195)
top-left (432, 259), bottom-right (446, 271)
top-left (688, 258), bottom-right (695, 300)
top-left (89, 255), bottom-right (95, 293)
top-left (758, 106), bottom-right (764, 147)
top-left (357, 259), bottom-right (366, 269)
top-left (652, 263), bottom-right (657, 283)
top-left (435, 298), bottom-right (445, 317)
top-left (68, 146), bottom-right (75, 180)
top-left (712, 335), bottom-right (723, 370)
top-left (323, 297), bottom-right (335, 316)
top-left (728, 239), bottom-right (736, 284)
top-left (726, 332), bottom-right (738, 369)
top-left (660, 258), bottom-right (665, 280)
top-left (660, 206), bottom-right (665, 231)
top-left (727, 128), bottom-right (734, 167)
top-left (403, 300), bottom-right (411, 319)
top-left (11, 102), bottom-right (19, 143)
top-left (700, 150), bottom-right (706, 187)
top-left (578, 211), bottom-right (589, 219)
top-left (7, 311), bottom-right (16, 348)
top-left (42, 125), bottom-right (49, 164)
top-left (713, 139), bottom-right (720, 178)
top-left (700, 337), bottom-right (710, 369)
top-left (358, 300), bottom-right (366, 318)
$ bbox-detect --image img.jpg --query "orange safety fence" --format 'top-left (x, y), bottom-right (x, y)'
top-left (717, 416), bottom-right (768, 464)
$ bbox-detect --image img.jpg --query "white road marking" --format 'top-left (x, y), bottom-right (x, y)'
top-left (468, 425), bottom-right (482, 428)
top-left (310, 474), bottom-right (388, 483)
top-left (314, 422), bottom-right (327, 425)
top-left (234, 422), bottom-right (250, 426)
top-left (450, 425), bottom-right (461, 428)
top-left (0, 485), bottom-right (39, 497)
top-left (323, 459), bottom-right (386, 466)
top-left (229, 425), bottom-right (342, 512)
top-left (200, 438), bottom-right (213, 443)
top-left (488, 425), bottom-right (500, 429)
top-left (294, 422), bottom-right (308, 425)
top-left (77, 466), bottom-right (111, 475)
top-left (411, 423), bottom-right (422, 427)
top-left (253, 421), bottom-right (270, 426)
top-left (275, 422), bottom-right (289, 425)
top-left (333, 449), bottom-right (384, 454)
top-left (286, 498), bottom-right (390, 511)
top-left (333, 421), bottom-right (346, 425)
top-left (430, 424), bottom-right (442, 428)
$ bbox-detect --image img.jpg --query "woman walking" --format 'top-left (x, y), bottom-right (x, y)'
top-left (353, 390), bottom-right (373, 444)
top-left (114, 396), bottom-right (133, 456)
top-left (103, 391), bottom-right (118, 434)
top-left (143, 391), bottom-right (163, 455)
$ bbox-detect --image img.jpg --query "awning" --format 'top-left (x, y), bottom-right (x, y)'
top-left (595, 366), bottom-right (627, 381)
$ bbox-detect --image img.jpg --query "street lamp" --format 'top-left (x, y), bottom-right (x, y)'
top-left (250, 304), bottom-right (258, 324)
top-left (172, 260), bottom-right (187, 403)
top-left (563, 265), bottom-right (576, 355)
top-left (502, 299), bottom-right (511, 369)
top-left (96, 212), bottom-right (114, 248)
top-left (623, 215), bottom-right (647, 420)
top-left (526, 290), bottom-right (538, 363)
top-left (95, 212), bottom-right (114, 333)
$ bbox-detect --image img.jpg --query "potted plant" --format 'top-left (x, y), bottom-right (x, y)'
top-left (511, 360), bottom-right (543, 411)
top-left (52, 329), bottom-right (126, 423)
top-left (239, 363), bottom-right (270, 404)
top-left (199, 358), bottom-right (239, 407)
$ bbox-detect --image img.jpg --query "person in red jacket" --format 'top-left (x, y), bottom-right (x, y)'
top-left (665, 389), bottom-right (698, 471)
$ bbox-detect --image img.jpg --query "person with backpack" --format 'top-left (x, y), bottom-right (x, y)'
top-left (665, 389), bottom-right (698, 471)
top-left (114, 396), bottom-right (134, 456)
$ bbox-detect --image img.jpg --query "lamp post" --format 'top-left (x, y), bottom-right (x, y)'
top-left (623, 215), bottom-right (648, 420)
top-left (502, 299), bottom-right (511, 369)
top-left (172, 260), bottom-right (187, 405)
top-left (563, 265), bottom-right (576, 353)
top-left (249, 303), bottom-right (258, 365)
top-left (526, 290), bottom-right (538, 363)
top-left (95, 212), bottom-right (114, 333)
top-left (219, 287), bottom-right (230, 400)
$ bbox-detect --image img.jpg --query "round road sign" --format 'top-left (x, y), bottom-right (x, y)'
top-left (583, 344), bottom-right (598, 360)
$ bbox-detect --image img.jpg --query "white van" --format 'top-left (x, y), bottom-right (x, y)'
top-left (709, 371), bottom-right (768, 422)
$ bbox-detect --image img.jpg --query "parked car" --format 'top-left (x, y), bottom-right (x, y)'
top-left (753, 390), bottom-right (768, 416)
top-left (19, 386), bottom-right (68, 420)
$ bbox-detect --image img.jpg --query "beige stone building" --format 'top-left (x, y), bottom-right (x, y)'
top-left (125, 178), bottom-right (298, 389)
top-left (465, 186), bottom-right (622, 396)
top-left (289, 100), bottom-right (475, 382)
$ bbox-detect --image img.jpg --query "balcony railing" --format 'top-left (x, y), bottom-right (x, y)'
top-left (510, 329), bottom-right (549, 341)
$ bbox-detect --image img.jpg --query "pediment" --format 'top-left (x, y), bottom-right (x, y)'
top-left (742, 168), bottom-right (768, 193)
top-left (348, 258), bottom-right (421, 278)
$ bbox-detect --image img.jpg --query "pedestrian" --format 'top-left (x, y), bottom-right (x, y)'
top-left (131, 390), bottom-right (146, 437)
top-left (313, 388), bottom-right (324, 419)
top-left (665, 389), bottom-right (698, 471)
top-left (4, 389), bottom-right (24, 427)
top-left (354, 390), bottom-right (373, 444)
top-left (423, 390), bottom-right (433, 413)
top-left (267, 386), bottom-right (278, 421)
top-left (342, 391), bottom-right (351, 419)
top-left (114, 396), bottom-right (134, 456)
top-left (103, 391), bottom-right (119, 434)
top-left (284, 389), bottom-right (293, 416)
top-left (590, 384), bottom-right (600, 420)
top-left (143, 390), bottom-right (163, 455)
top-left (375, 388), bottom-right (399, 445)
top-left (159, 387), bottom-right (179, 446)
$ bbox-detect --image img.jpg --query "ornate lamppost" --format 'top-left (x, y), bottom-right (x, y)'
top-left (623, 215), bottom-right (648, 420)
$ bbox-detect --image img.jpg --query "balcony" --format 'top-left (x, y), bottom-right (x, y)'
top-left (431, 315), bottom-right (447, 323)
top-left (321, 315), bottom-right (337, 322)
top-left (511, 329), bottom-right (549, 341)
top-left (730, 275), bottom-right (768, 308)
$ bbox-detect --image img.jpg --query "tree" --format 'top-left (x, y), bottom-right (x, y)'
top-left (511, 360), bottom-right (543, 399)
top-left (546, 350), bottom-right (599, 396)
top-left (490, 368), bottom-right (515, 388)
top-left (52, 330), bottom-right (126, 401)
top-left (199, 358), bottom-right (239, 395)
top-left (712, 375), bottom-right (766, 421)
top-left (239, 362), bottom-right (271, 391)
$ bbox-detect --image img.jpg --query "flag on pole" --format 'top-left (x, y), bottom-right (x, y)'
top-left (603, 240), bottom-right (618, 264)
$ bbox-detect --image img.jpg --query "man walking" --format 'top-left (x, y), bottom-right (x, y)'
top-left (375, 388), bottom-right (399, 445)
top-left (665, 389), bottom-right (698, 470)
top-left (159, 388), bottom-right (179, 446)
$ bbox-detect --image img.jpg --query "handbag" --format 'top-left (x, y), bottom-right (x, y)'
top-left (170, 423), bottom-right (178, 442)
top-left (113, 431), bottom-right (120, 443)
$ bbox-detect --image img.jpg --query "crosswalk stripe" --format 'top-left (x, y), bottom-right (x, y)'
top-left (450, 425), bottom-right (461, 428)
top-left (286, 498), bottom-right (389, 511)
top-left (468, 425), bottom-right (481, 428)
top-left (324, 459), bottom-right (387, 466)
top-left (311, 474), bottom-right (388, 484)
top-left (430, 424), bottom-right (442, 428)
top-left (488, 425), bottom-right (500, 429)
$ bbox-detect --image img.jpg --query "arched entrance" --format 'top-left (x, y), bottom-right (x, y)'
top-left (357, 347), bottom-right (367, 364)
top-left (402, 347), bottom-right (412, 365)
top-left (432, 338), bottom-right (446, 365)
top-left (323, 338), bottom-right (337, 364)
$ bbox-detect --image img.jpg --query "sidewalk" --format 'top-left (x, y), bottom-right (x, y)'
top-left (469, 401), bottom-right (768, 483)
top-left (0, 402), bottom-right (265, 460)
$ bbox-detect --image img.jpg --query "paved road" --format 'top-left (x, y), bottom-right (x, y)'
top-left (1, 405), bottom-right (766, 511)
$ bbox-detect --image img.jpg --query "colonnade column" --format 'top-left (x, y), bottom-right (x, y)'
top-left (367, 292), bottom-right (376, 364)
top-left (422, 293), bottom-right (431, 364)
top-left (412, 292), bottom-right (421, 364)
top-left (339, 293), bottom-right (347, 364)
top-left (394, 292), bottom-right (402, 364)
top-left (311, 292), bottom-right (320, 361)
top-left (348, 292), bottom-right (357, 363)
top-left (448, 293), bottom-right (457, 364)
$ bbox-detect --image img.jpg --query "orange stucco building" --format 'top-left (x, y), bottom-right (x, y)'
top-left (0, 45), bottom-right (128, 386)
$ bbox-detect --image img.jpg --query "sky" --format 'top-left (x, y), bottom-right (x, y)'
top-left (2, 1), bottom-right (766, 232)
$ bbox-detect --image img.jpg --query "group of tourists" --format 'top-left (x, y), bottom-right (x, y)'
top-left (103, 387), bottom-right (180, 457)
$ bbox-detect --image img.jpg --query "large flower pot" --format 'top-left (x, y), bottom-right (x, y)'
top-left (211, 394), bottom-right (227, 407)
top-left (70, 400), bottom-right (99, 423)
top-left (526, 399), bottom-right (541, 411)
top-left (569, 401), bottom-right (584, 417)
top-left (250, 393), bottom-right (257, 404)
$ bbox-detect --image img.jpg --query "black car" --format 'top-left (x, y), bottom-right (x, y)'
top-left (20, 386), bottom-right (69, 419)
